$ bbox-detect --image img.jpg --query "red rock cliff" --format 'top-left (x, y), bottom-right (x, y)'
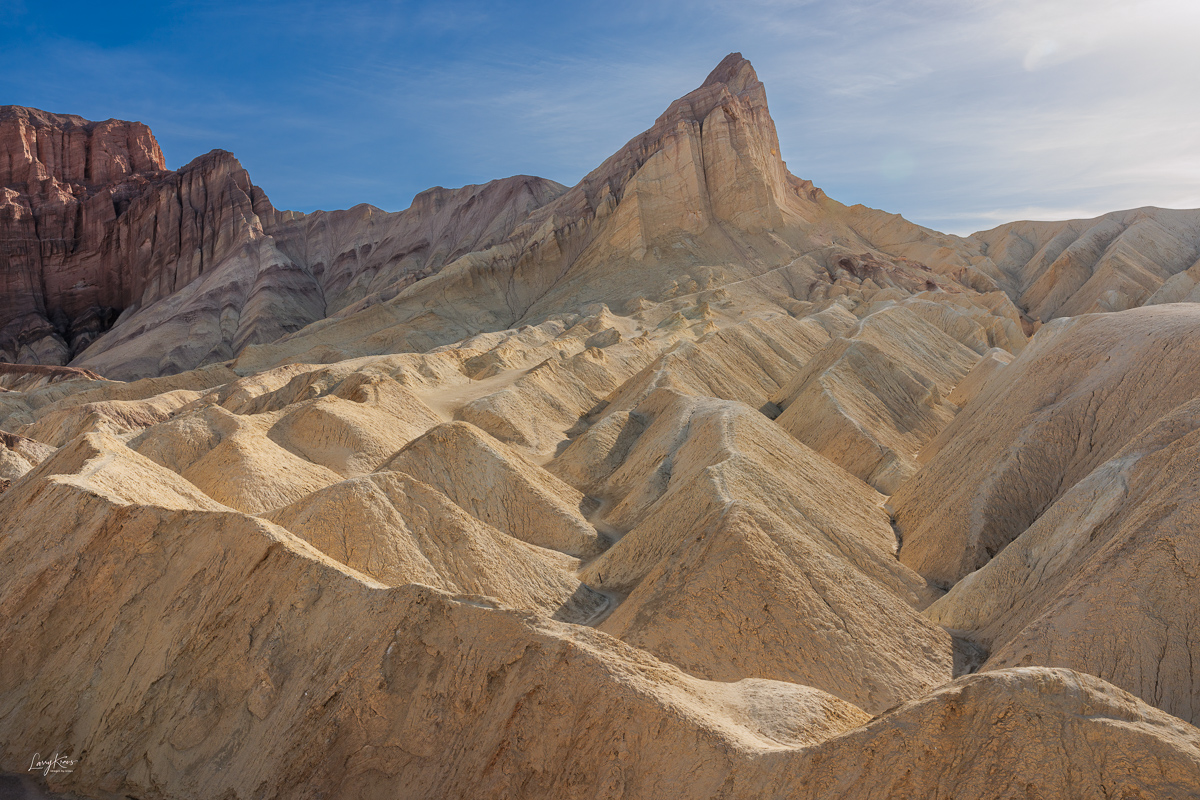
top-left (0, 106), bottom-right (276, 364)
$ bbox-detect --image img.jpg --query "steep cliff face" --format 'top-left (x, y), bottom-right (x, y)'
top-left (0, 106), bottom-right (278, 365)
top-left (0, 106), bottom-right (164, 186)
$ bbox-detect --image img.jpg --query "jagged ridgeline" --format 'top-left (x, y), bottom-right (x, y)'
top-left (2, 54), bottom-right (1200, 799)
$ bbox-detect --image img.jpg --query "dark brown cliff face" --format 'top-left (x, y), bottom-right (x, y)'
top-left (0, 106), bottom-right (276, 366)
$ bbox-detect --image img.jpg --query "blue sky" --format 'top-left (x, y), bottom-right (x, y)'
top-left (3, 0), bottom-right (1198, 235)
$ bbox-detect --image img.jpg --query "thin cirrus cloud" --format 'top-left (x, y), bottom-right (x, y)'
top-left (0, 0), bottom-right (1196, 235)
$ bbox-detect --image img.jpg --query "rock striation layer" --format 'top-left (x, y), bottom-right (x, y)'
top-left (0, 106), bottom-right (282, 364)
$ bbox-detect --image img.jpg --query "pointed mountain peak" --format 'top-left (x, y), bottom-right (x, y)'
top-left (701, 52), bottom-right (760, 94)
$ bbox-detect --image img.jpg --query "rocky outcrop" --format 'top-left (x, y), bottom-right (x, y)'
top-left (0, 106), bottom-right (163, 187)
top-left (0, 106), bottom-right (281, 365)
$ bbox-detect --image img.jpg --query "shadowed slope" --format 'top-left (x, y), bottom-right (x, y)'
top-left (927, 396), bottom-right (1200, 723)
top-left (893, 304), bottom-right (1200, 587)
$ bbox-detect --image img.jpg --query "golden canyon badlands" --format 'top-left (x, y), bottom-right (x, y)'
top-left (3, 53), bottom-right (1200, 798)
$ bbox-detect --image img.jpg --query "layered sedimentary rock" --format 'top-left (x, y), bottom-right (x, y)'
top-left (223, 54), bottom-right (995, 377)
top-left (76, 175), bottom-right (567, 379)
top-left (0, 362), bottom-right (104, 391)
top-left (0, 106), bottom-right (281, 364)
top-left (271, 178), bottom-right (567, 317)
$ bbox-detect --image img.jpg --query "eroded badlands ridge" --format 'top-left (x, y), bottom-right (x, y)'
top-left (2, 54), bottom-right (1200, 799)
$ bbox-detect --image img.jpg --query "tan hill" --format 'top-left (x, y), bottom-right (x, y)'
top-left (0, 430), bottom-right (53, 487)
top-left (944, 346), bottom-right (1013, 408)
top-left (970, 206), bottom-right (1200, 321)
top-left (554, 387), bottom-right (952, 713)
top-left (926, 395), bottom-right (1200, 723)
top-left (380, 421), bottom-right (607, 558)
top-left (0, 432), bottom-right (866, 799)
top-left (770, 302), bottom-right (982, 493)
top-left (732, 667), bottom-right (1200, 799)
top-left (263, 469), bottom-right (606, 622)
top-left (893, 303), bottom-right (1200, 587)
top-left (2, 433), bottom-right (1198, 800)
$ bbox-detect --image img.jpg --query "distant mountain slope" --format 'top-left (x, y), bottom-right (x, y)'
top-left (219, 54), bottom-right (1001, 378)
top-left (970, 206), bottom-right (1200, 321)
top-left (8, 66), bottom-right (1200, 381)
top-left (72, 176), bottom-right (566, 379)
